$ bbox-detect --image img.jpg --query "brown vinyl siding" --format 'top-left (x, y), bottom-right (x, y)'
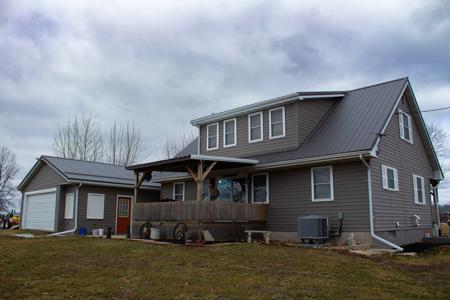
top-left (161, 181), bottom-right (197, 201)
top-left (200, 102), bottom-right (299, 157)
top-left (371, 90), bottom-right (434, 232)
top-left (199, 100), bottom-right (336, 157)
top-left (22, 164), bottom-right (67, 192)
top-left (267, 162), bottom-right (369, 233)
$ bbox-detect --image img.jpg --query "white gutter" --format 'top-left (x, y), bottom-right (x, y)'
top-left (48, 183), bottom-right (82, 236)
top-left (359, 155), bottom-right (403, 251)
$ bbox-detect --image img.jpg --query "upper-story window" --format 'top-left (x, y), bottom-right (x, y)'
top-left (269, 106), bottom-right (285, 139)
top-left (413, 175), bottom-right (426, 205)
top-left (398, 109), bottom-right (413, 143)
top-left (207, 122), bottom-right (219, 150)
top-left (223, 118), bottom-right (237, 147)
top-left (382, 165), bottom-right (399, 191)
top-left (248, 112), bottom-right (263, 143)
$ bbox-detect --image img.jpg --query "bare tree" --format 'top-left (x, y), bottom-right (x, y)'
top-left (104, 121), bottom-right (149, 166)
top-left (163, 132), bottom-right (197, 159)
top-left (52, 114), bottom-right (104, 162)
top-left (0, 147), bottom-right (18, 212)
top-left (427, 122), bottom-right (449, 172)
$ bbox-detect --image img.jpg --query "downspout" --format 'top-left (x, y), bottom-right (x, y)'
top-left (359, 155), bottom-right (403, 251)
top-left (48, 183), bottom-right (82, 236)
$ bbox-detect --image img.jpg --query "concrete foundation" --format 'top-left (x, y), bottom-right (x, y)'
top-left (270, 231), bottom-right (373, 246)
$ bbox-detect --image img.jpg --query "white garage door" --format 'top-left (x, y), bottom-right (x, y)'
top-left (24, 189), bottom-right (57, 231)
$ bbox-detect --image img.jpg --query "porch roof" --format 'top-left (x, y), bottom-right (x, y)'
top-left (126, 154), bottom-right (258, 173)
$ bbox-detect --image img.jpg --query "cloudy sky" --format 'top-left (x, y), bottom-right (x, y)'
top-left (1, 0), bottom-right (450, 206)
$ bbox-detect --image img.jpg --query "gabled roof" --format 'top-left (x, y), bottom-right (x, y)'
top-left (17, 156), bottom-right (160, 191)
top-left (173, 78), bottom-right (443, 180)
top-left (252, 78), bottom-right (409, 163)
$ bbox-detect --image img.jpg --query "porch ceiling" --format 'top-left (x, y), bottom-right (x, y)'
top-left (126, 154), bottom-right (258, 173)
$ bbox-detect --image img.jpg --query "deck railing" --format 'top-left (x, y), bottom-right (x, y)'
top-left (134, 201), bottom-right (267, 222)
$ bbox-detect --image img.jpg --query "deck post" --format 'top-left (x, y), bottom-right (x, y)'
top-left (197, 161), bottom-right (203, 202)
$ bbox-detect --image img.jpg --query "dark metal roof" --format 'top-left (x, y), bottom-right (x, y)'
top-left (177, 78), bottom-right (409, 165)
top-left (127, 154), bottom-right (258, 173)
top-left (41, 156), bottom-right (160, 188)
top-left (250, 78), bottom-right (409, 163)
top-left (175, 137), bottom-right (199, 157)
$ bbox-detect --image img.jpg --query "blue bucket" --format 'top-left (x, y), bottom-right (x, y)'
top-left (79, 227), bottom-right (87, 236)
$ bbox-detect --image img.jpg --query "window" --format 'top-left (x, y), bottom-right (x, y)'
top-left (86, 193), bottom-right (105, 219)
top-left (382, 165), bottom-right (399, 191)
top-left (248, 112), bottom-right (263, 143)
top-left (311, 166), bottom-right (334, 201)
top-left (251, 174), bottom-right (269, 203)
top-left (206, 123), bottom-right (219, 150)
top-left (399, 109), bottom-right (413, 143)
top-left (118, 198), bottom-right (130, 217)
top-left (413, 175), bottom-right (426, 205)
top-left (64, 193), bottom-right (74, 219)
top-left (223, 118), bottom-right (237, 147)
top-left (269, 106), bottom-right (285, 139)
top-left (173, 182), bottom-right (185, 201)
top-left (217, 178), bottom-right (247, 203)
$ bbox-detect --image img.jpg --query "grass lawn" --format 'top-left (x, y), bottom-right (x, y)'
top-left (0, 234), bottom-right (449, 299)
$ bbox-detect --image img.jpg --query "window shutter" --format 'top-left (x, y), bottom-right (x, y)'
top-left (399, 111), bottom-right (404, 139)
top-left (393, 169), bottom-right (399, 191)
top-left (413, 176), bottom-right (418, 203)
top-left (382, 166), bottom-right (388, 189)
top-left (408, 115), bottom-right (413, 143)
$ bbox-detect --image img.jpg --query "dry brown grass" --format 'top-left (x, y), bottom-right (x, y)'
top-left (0, 236), bottom-right (449, 299)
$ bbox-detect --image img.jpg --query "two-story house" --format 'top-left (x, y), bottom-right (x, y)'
top-left (128, 78), bottom-right (443, 249)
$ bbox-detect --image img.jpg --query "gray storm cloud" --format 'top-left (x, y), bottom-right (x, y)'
top-left (1, 0), bottom-right (449, 206)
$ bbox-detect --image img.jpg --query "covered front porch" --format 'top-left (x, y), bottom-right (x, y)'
top-left (127, 154), bottom-right (268, 241)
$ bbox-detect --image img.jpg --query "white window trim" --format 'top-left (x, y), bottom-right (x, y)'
top-left (64, 193), bottom-right (74, 220)
top-left (269, 106), bottom-right (286, 139)
top-left (86, 193), bottom-right (105, 220)
top-left (206, 122), bottom-right (219, 151)
top-left (251, 173), bottom-right (269, 204)
top-left (413, 175), bottom-right (426, 205)
top-left (381, 165), bottom-right (399, 192)
top-left (223, 118), bottom-right (237, 148)
top-left (398, 109), bottom-right (413, 144)
top-left (248, 111), bottom-right (263, 143)
top-left (173, 182), bottom-right (185, 201)
top-left (311, 165), bottom-right (334, 202)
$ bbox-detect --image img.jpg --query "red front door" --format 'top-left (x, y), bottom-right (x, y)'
top-left (116, 197), bottom-right (131, 234)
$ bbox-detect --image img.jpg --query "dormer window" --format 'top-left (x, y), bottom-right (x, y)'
top-left (398, 109), bottom-right (413, 143)
top-left (223, 118), bottom-right (237, 147)
top-left (248, 112), bottom-right (263, 143)
top-left (269, 106), bottom-right (285, 139)
top-left (207, 122), bottom-right (219, 150)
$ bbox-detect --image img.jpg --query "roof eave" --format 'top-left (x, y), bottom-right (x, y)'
top-left (190, 93), bottom-right (346, 126)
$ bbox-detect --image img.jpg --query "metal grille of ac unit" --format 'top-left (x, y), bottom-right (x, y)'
top-left (298, 215), bottom-right (329, 240)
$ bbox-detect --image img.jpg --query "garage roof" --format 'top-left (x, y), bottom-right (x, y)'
top-left (17, 156), bottom-right (160, 191)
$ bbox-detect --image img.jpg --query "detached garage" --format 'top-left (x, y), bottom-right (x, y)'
top-left (22, 188), bottom-right (57, 231)
top-left (18, 156), bottom-right (160, 234)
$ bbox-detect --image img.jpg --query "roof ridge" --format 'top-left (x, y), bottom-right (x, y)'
top-left (349, 77), bottom-right (408, 92)
top-left (42, 155), bottom-right (127, 167)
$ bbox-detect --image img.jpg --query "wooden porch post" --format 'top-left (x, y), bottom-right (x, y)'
top-left (197, 161), bottom-right (203, 202)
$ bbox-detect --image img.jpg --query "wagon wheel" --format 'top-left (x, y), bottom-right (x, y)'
top-left (173, 223), bottom-right (187, 243)
top-left (140, 222), bottom-right (152, 239)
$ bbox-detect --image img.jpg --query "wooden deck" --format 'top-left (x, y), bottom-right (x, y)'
top-left (134, 201), bottom-right (267, 222)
